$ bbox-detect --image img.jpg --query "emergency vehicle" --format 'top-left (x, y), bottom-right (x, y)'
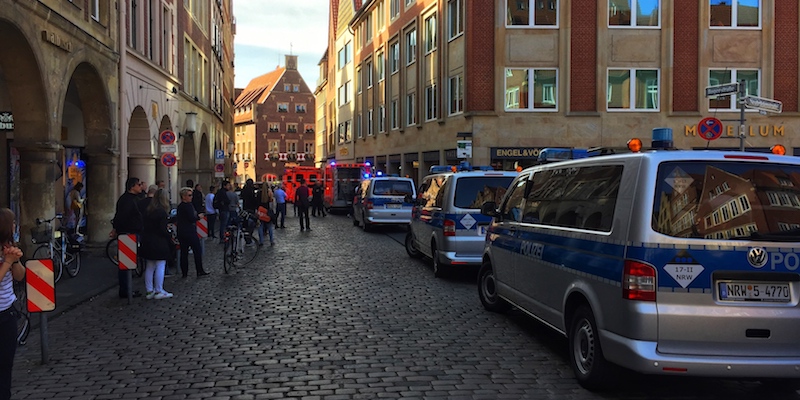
top-left (323, 161), bottom-right (371, 213)
top-left (478, 128), bottom-right (800, 390)
top-left (282, 166), bottom-right (321, 203)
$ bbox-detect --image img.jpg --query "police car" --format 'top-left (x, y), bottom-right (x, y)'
top-left (478, 129), bottom-right (800, 390)
top-left (406, 163), bottom-right (517, 277)
top-left (352, 175), bottom-right (416, 231)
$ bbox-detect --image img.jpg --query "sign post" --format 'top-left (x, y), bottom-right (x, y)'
top-left (160, 130), bottom-right (177, 203)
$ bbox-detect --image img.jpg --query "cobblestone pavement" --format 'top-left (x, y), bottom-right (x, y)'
top-left (11, 214), bottom-right (800, 399)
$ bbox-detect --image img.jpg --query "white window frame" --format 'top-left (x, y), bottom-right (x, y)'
top-left (379, 104), bottom-right (386, 133)
top-left (608, 0), bottom-right (661, 28)
top-left (406, 29), bottom-right (417, 65)
top-left (504, 68), bottom-right (559, 112)
top-left (391, 0), bottom-right (400, 20)
top-left (505, 0), bottom-right (559, 29)
top-left (710, 0), bottom-right (761, 29)
top-left (406, 93), bottom-right (416, 126)
top-left (391, 99), bottom-right (399, 130)
top-left (390, 42), bottom-right (400, 74)
top-left (406, 0), bottom-right (415, 6)
top-left (424, 14), bottom-right (437, 54)
top-left (606, 68), bottom-right (660, 112)
top-left (357, 115), bottom-right (363, 139)
top-left (448, 74), bottom-right (463, 116)
top-left (366, 60), bottom-right (374, 88)
top-left (377, 50), bottom-right (385, 82)
top-left (367, 109), bottom-right (375, 136)
top-left (91, 0), bottom-right (100, 20)
top-left (425, 84), bottom-right (437, 121)
top-left (708, 68), bottom-right (760, 112)
top-left (447, 0), bottom-right (464, 40)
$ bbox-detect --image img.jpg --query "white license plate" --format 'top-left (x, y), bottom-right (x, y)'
top-left (718, 281), bottom-right (791, 302)
top-left (477, 225), bottom-right (488, 236)
top-left (385, 204), bottom-right (401, 209)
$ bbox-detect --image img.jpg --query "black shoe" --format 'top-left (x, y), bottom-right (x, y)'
top-left (182, 273), bottom-right (188, 278)
top-left (119, 290), bottom-right (142, 299)
top-left (300, 228), bottom-right (305, 232)
top-left (197, 271), bottom-right (210, 277)
top-left (307, 228), bottom-right (312, 231)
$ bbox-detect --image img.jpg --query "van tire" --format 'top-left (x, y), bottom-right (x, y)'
top-left (432, 245), bottom-right (448, 278)
top-left (477, 261), bottom-right (510, 313)
top-left (405, 232), bottom-right (422, 258)
top-left (568, 305), bottom-right (617, 391)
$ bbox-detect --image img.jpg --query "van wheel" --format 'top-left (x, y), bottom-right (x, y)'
top-left (568, 305), bottom-right (617, 391)
top-left (405, 232), bottom-right (422, 258)
top-left (477, 261), bottom-right (510, 313)
top-left (432, 244), bottom-right (448, 278)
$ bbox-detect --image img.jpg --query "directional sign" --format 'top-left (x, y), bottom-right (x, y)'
top-left (744, 96), bottom-right (783, 113)
top-left (159, 130), bottom-right (176, 145)
top-left (698, 117), bottom-right (723, 141)
top-left (161, 152), bottom-right (177, 167)
top-left (705, 83), bottom-right (739, 98)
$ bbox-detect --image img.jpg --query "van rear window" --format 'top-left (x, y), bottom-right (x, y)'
top-left (454, 177), bottom-right (514, 209)
top-left (373, 180), bottom-right (414, 196)
top-left (653, 161), bottom-right (800, 240)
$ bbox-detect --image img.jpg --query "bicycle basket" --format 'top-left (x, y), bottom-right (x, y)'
top-left (30, 224), bottom-right (52, 244)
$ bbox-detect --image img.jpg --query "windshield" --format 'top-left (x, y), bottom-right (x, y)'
top-left (373, 180), bottom-right (414, 196)
top-left (455, 177), bottom-right (514, 209)
top-left (652, 161), bottom-right (800, 241)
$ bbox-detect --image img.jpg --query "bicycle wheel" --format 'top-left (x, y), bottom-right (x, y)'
top-left (106, 238), bottom-right (119, 265)
top-left (65, 250), bottom-right (81, 278)
top-left (33, 244), bottom-right (63, 283)
top-left (13, 280), bottom-right (30, 345)
top-left (237, 230), bottom-right (260, 266)
top-left (223, 233), bottom-right (236, 274)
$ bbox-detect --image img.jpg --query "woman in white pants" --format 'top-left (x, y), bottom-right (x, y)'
top-left (140, 189), bottom-right (174, 299)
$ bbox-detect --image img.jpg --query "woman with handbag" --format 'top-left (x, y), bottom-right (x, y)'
top-left (257, 186), bottom-right (276, 246)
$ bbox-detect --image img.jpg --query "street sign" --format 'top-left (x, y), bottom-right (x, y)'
top-left (457, 140), bottom-right (472, 159)
top-left (698, 117), bottom-right (723, 141)
top-left (214, 164), bottom-right (224, 173)
top-left (160, 144), bottom-right (177, 153)
top-left (705, 83), bottom-right (739, 98)
top-left (214, 149), bottom-right (225, 160)
top-left (744, 96), bottom-right (783, 113)
top-left (160, 152), bottom-right (177, 167)
top-left (159, 130), bottom-right (176, 145)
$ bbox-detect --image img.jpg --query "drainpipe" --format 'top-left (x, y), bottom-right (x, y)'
top-left (118, 0), bottom-right (128, 193)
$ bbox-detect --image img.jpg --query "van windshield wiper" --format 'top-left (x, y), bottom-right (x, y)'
top-left (730, 228), bottom-right (800, 242)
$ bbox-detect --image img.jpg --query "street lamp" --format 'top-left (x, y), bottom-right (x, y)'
top-left (179, 112), bottom-right (198, 139)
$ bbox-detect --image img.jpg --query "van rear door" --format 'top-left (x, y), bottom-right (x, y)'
top-left (452, 175), bottom-right (515, 256)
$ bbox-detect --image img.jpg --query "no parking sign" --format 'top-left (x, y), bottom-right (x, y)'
top-left (698, 117), bottom-right (723, 141)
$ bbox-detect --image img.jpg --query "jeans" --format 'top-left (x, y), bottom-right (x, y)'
top-left (298, 206), bottom-right (310, 230)
top-left (144, 259), bottom-right (166, 294)
top-left (275, 203), bottom-right (286, 227)
top-left (259, 220), bottom-right (275, 244)
top-left (206, 213), bottom-right (217, 238)
top-left (0, 308), bottom-right (18, 400)
top-left (218, 211), bottom-right (229, 240)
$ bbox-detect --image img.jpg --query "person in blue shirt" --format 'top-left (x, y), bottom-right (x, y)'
top-left (273, 184), bottom-right (288, 229)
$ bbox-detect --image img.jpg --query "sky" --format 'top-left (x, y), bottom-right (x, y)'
top-left (232, 1), bottom-right (329, 91)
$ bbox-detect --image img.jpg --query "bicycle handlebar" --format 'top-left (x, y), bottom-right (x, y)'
top-left (35, 214), bottom-right (64, 225)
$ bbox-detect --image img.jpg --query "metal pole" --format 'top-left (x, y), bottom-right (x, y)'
top-left (127, 269), bottom-right (132, 304)
top-left (739, 79), bottom-right (746, 151)
top-left (39, 313), bottom-right (49, 364)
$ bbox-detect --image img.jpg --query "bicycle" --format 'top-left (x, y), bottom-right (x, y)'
top-left (105, 235), bottom-right (144, 277)
top-left (12, 278), bottom-right (30, 345)
top-left (222, 210), bottom-right (261, 274)
top-left (31, 214), bottom-right (83, 282)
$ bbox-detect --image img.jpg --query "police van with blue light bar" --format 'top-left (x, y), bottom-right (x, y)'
top-left (478, 128), bottom-right (800, 390)
top-left (405, 162), bottom-right (517, 277)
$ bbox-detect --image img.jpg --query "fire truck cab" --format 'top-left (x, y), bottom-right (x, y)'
top-left (323, 161), bottom-right (371, 214)
top-left (282, 166), bottom-right (321, 203)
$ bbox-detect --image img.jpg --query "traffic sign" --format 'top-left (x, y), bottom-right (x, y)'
top-left (705, 83), bottom-right (739, 98)
top-left (160, 144), bottom-right (177, 153)
top-left (215, 149), bottom-right (225, 160)
top-left (25, 259), bottom-right (55, 312)
top-left (698, 117), bottom-right (723, 141)
top-left (744, 96), bottom-right (783, 113)
top-left (159, 130), bottom-right (176, 145)
top-left (214, 164), bottom-right (224, 173)
top-left (161, 152), bottom-right (177, 167)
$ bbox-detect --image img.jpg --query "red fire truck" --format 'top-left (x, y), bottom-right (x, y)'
top-left (323, 161), bottom-right (371, 213)
top-left (282, 166), bottom-right (321, 203)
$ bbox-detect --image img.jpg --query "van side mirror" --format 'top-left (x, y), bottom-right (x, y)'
top-left (481, 201), bottom-right (500, 218)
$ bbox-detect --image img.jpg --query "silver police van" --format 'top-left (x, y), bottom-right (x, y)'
top-left (352, 176), bottom-right (416, 231)
top-left (479, 133), bottom-right (800, 390)
top-left (406, 164), bottom-right (517, 277)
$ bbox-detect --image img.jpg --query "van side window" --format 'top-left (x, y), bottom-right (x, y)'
top-left (420, 175), bottom-right (447, 207)
top-left (434, 178), bottom-right (449, 208)
top-left (501, 176), bottom-right (528, 222)
top-left (523, 165), bottom-right (622, 231)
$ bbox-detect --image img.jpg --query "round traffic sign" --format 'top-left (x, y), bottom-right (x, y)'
top-left (214, 164), bottom-right (224, 173)
top-left (161, 152), bottom-right (177, 167)
top-left (698, 117), bottom-right (723, 141)
top-left (159, 130), bottom-right (176, 145)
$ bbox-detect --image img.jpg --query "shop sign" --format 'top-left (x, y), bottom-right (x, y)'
top-left (491, 147), bottom-right (541, 159)
top-left (0, 112), bottom-right (13, 131)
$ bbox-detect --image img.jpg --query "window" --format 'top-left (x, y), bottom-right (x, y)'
top-left (284, 84), bottom-right (291, 91)
top-left (91, 0), bottom-right (100, 20)
top-left (338, 41), bottom-right (352, 70)
top-left (377, 50), bottom-right (385, 82)
top-left (337, 81), bottom-right (352, 107)
top-left (366, 61), bottom-right (374, 87)
top-left (376, 1), bottom-right (385, 31)
top-left (501, 177), bottom-right (529, 222)
top-left (448, 0), bottom-right (464, 39)
top-left (505, 68), bottom-right (558, 111)
top-left (287, 123), bottom-right (298, 133)
top-left (391, 99), bottom-right (399, 129)
top-left (293, 85), bottom-right (300, 92)
top-left (711, 0), bottom-right (760, 28)
top-left (390, 42), bottom-right (400, 73)
top-left (365, 14), bottom-right (373, 41)
top-left (391, 0), bottom-right (400, 19)
top-left (425, 84), bottom-right (437, 121)
top-left (448, 74), bottom-right (463, 115)
top-left (356, 115), bottom-right (363, 139)
top-left (304, 124), bottom-right (315, 133)
top-left (406, 29), bottom-right (417, 65)
top-left (268, 123), bottom-right (279, 132)
top-left (368, 109), bottom-right (374, 136)
top-left (607, 68), bottom-right (659, 111)
top-left (708, 69), bottom-right (759, 111)
top-left (406, 0), bottom-right (415, 6)
top-left (609, 0), bottom-right (659, 27)
top-left (379, 104), bottom-right (386, 133)
top-left (278, 103), bottom-right (288, 113)
top-left (406, 93), bottom-right (416, 126)
top-left (424, 14), bottom-right (437, 53)
top-left (506, 0), bottom-right (558, 27)
top-left (296, 104), bottom-right (306, 113)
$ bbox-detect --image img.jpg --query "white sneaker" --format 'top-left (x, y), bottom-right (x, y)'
top-left (154, 291), bottom-right (173, 299)
top-left (145, 291), bottom-right (156, 300)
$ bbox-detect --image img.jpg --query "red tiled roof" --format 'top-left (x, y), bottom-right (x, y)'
top-left (234, 67), bottom-right (286, 108)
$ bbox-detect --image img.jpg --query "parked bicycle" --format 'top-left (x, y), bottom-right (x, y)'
top-left (222, 210), bottom-right (260, 274)
top-left (12, 278), bottom-right (29, 345)
top-left (31, 214), bottom-right (83, 282)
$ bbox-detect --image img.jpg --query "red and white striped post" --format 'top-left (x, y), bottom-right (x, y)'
top-left (196, 215), bottom-right (208, 239)
top-left (118, 234), bottom-right (137, 304)
top-left (25, 259), bottom-right (55, 363)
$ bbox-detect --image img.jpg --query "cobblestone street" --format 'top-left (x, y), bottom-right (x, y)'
top-left (10, 214), bottom-right (800, 399)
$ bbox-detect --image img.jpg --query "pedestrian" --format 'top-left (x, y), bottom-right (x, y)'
top-left (311, 180), bottom-right (326, 217)
top-left (0, 208), bottom-right (24, 400)
top-left (66, 182), bottom-right (84, 233)
top-left (274, 183), bottom-right (287, 228)
top-left (156, 180), bottom-right (166, 189)
top-left (295, 179), bottom-right (311, 231)
top-left (176, 187), bottom-right (209, 278)
top-left (140, 189), bottom-right (174, 299)
top-left (137, 184), bottom-right (158, 215)
top-left (214, 181), bottom-right (232, 242)
top-left (204, 185), bottom-right (217, 239)
top-left (240, 178), bottom-right (258, 213)
top-left (225, 180), bottom-right (241, 226)
top-left (111, 177), bottom-right (144, 298)
top-left (192, 184), bottom-right (204, 214)
top-left (258, 185), bottom-right (276, 246)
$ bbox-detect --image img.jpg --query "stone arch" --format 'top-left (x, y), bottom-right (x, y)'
top-left (198, 130), bottom-right (212, 185)
top-left (179, 128), bottom-right (197, 188)
top-left (128, 106), bottom-right (156, 191)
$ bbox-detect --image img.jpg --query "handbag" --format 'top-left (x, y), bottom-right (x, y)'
top-left (256, 206), bottom-right (271, 223)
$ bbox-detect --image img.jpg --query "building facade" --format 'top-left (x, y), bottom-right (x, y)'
top-left (0, 0), bottom-right (235, 248)
top-left (233, 55), bottom-right (317, 184)
top-left (320, 0), bottom-right (799, 183)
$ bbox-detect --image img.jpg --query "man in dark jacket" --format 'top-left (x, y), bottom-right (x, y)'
top-left (311, 181), bottom-right (326, 217)
top-left (240, 179), bottom-right (259, 212)
top-left (192, 184), bottom-right (204, 213)
top-left (111, 177), bottom-right (145, 298)
top-left (294, 179), bottom-right (311, 231)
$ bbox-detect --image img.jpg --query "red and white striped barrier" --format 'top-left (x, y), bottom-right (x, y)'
top-left (25, 259), bottom-right (55, 312)
top-left (118, 233), bottom-right (137, 270)
top-left (197, 215), bottom-right (208, 238)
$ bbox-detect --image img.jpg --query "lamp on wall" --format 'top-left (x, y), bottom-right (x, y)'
top-left (179, 112), bottom-right (198, 139)
top-left (227, 140), bottom-right (235, 157)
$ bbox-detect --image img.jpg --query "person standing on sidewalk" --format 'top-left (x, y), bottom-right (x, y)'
top-left (176, 188), bottom-right (208, 278)
top-left (274, 183), bottom-right (287, 229)
top-left (258, 185), bottom-right (276, 245)
top-left (0, 208), bottom-right (24, 400)
top-left (311, 180), bottom-right (326, 217)
top-left (204, 185), bottom-right (217, 239)
top-left (140, 189), bottom-right (173, 299)
top-left (295, 179), bottom-right (311, 231)
top-left (214, 181), bottom-right (232, 242)
top-left (192, 184), bottom-right (204, 214)
top-left (111, 177), bottom-right (144, 298)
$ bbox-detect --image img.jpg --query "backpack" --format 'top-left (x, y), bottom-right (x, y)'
top-left (212, 191), bottom-right (229, 210)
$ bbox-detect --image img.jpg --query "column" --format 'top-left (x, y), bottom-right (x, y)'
top-left (17, 147), bottom-right (58, 255)
top-left (84, 151), bottom-right (118, 244)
